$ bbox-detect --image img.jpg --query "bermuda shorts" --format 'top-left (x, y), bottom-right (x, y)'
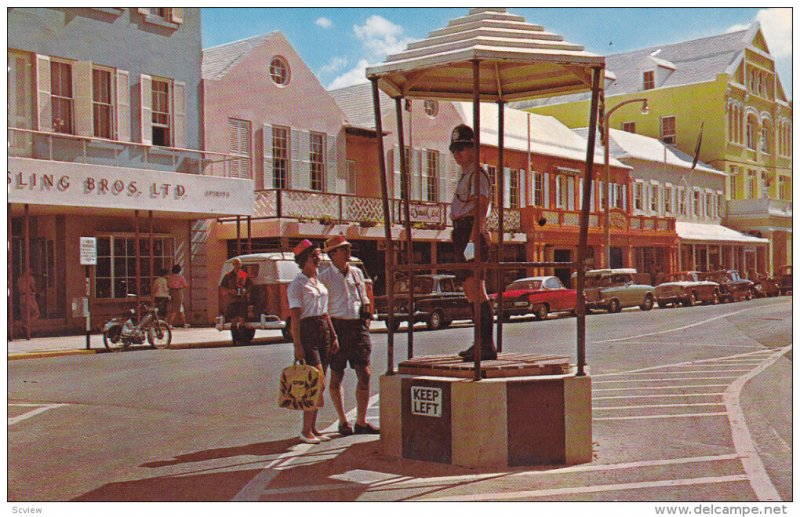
top-left (299, 315), bottom-right (333, 371)
top-left (330, 318), bottom-right (372, 372)
top-left (451, 217), bottom-right (490, 281)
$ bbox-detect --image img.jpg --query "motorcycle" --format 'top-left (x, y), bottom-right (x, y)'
top-left (102, 300), bottom-right (172, 350)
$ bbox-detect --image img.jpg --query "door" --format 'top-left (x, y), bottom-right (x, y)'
top-left (553, 249), bottom-right (572, 288)
top-left (610, 247), bottom-right (624, 269)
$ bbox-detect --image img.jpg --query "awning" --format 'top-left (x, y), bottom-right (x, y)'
top-left (676, 221), bottom-right (769, 245)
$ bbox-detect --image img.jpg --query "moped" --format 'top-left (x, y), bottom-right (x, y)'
top-left (102, 298), bottom-right (172, 350)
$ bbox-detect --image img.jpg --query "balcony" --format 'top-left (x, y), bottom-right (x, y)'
top-left (8, 127), bottom-right (239, 177)
top-left (727, 198), bottom-right (792, 219)
top-left (521, 207), bottom-right (675, 233)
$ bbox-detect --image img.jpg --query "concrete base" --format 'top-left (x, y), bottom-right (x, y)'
top-left (380, 369), bottom-right (592, 467)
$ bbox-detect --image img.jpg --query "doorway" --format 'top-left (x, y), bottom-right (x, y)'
top-left (610, 247), bottom-right (623, 269)
top-left (553, 249), bottom-right (572, 287)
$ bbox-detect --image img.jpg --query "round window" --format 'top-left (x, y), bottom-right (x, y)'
top-left (269, 57), bottom-right (290, 86)
top-left (423, 100), bottom-right (439, 118)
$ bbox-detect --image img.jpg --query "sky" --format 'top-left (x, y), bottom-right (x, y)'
top-left (201, 6), bottom-right (794, 98)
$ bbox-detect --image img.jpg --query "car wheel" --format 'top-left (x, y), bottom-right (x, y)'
top-left (607, 299), bottom-right (621, 314)
top-left (281, 321), bottom-right (293, 342)
top-left (389, 318), bottom-right (403, 332)
top-left (533, 304), bottom-right (548, 321)
top-left (656, 300), bottom-right (668, 309)
top-left (640, 295), bottom-right (654, 311)
top-left (427, 310), bottom-right (444, 331)
top-left (745, 289), bottom-right (753, 301)
top-left (710, 291), bottom-right (720, 305)
top-left (683, 292), bottom-right (696, 307)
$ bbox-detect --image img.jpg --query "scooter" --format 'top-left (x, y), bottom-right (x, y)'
top-left (102, 299), bottom-right (172, 350)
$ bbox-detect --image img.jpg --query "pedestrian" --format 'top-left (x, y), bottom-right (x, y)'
top-left (448, 124), bottom-right (497, 361)
top-left (17, 268), bottom-right (41, 331)
top-left (167, 264), bottom-right (190, 328)
top-left (151, 269), bottom-right (170, 321)
top-left (319, 234), bottom-right (379, 436)
top-left (220, 257), bottom-right (250, 328)
top-left (287, 239), bottom-right (339, 444)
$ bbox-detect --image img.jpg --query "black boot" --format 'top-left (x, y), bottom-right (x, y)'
top-left (479, 301), bottom-right (497, 360)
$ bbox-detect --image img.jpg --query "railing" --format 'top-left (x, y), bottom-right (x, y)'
top-left (8, 127), bottom-right (241, 178)
top-left (727, 197), bottom-right (792, 217)
top-left (523, 207), bottom-right (674, 232)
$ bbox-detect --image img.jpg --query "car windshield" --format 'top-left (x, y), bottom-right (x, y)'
top-left (706, 273), bottom-right (728, 282)
top-left (508, 280), bottom-right (541, 291)
top-left (394, 277), bottom-right (434, 294)
top-left (584, 277), bottom-right (600, 288)
top-left (729, 271), bottom-right (741, 281)
top-left (662, 273), bottom-right (690, 283)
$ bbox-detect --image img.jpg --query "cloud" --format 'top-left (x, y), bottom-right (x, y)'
top-left (755, 8), bottom-right (791, 58)
top-left (327, 59), bottom-right (371, 90)
top-left (316, 17), bottom-right (332, 29)
top-left (319, 56), bottom-right (348, 76)
top-left (353, 15), bottom-right (415, 58)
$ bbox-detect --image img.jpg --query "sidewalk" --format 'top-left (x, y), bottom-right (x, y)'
top-left (7, 326), bottom-right (287, 360)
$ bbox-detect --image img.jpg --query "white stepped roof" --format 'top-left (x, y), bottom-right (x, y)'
top-left (366, 8), bottom-right (604, 102)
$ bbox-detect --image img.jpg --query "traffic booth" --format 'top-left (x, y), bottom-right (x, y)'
top-left (366, 8), bottom-right (604, 467)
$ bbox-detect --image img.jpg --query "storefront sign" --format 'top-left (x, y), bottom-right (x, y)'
top-left (8, 157), bottom-right (254, 216)
top-left (80, 237), bottom-right (97, 266)
top-left (411, 386), bottom-right (442, 417)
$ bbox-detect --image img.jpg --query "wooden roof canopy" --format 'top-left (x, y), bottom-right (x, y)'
top-left (366, 8), bottom-right (605, 102)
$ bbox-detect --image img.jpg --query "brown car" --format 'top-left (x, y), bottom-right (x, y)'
top-left (699, 270), bottom-right (753, 303)
top-left (655, 271), bottom-right (720, 308)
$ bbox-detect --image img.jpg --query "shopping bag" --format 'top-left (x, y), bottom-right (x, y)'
top-left (278, 360), bottom-right (324, 410)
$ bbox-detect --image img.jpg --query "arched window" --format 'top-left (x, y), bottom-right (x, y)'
top-left (746, 114), bottom-right (758, 150)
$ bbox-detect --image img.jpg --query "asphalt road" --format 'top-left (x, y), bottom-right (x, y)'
top-left (7, 296), bottom-right (793, 503)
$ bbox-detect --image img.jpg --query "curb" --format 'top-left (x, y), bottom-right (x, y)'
top-left (8, 349), bottom-right (100, 361)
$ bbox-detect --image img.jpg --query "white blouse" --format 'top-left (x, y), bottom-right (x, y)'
top-left (287, 273), bottom-right (329, 319)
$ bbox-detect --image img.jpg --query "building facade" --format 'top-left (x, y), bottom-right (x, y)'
top-left (522, 24), bottom-right (791, 275)
top-left (8, 8), bottom-right (252, 337)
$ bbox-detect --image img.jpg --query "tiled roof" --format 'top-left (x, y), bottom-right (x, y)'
top-left (202, 33), bottom-right (274, 80)
top-left (328, 83), bottom-right (394, 130)
top-left (573, 127), bottom-right (723, 175)
top-left (514, 27), bottom-right (751, 109)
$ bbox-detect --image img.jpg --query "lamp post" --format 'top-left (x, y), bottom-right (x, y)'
top-left (603, 98), bottom-right (649, 267)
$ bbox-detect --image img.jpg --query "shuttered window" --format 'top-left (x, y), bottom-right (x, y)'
top-left (228, 118), bottom-right (251, 179)
top-left (532, 172), bottom-right (544, 206)
top-left (509, 167), bottom-right (519, 208)
top-left (309, 132), bottom-right (325, 192)
top-left (50, 61), bottom-right (73, 134)
top-left (425, 150), bottom-right (439, 202)
top-left (92, 68), bottom-right (113, 139)
top-left (151, 78), bottom-right (170, 146)
top-left (272, 126), bottom-right (290, 188)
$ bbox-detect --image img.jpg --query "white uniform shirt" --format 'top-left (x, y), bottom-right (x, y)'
top-left (450, 162), bottom-right (491, 221)
top-left (287, 273), bottom-right (329, 320)
top-left (319, 264), bottom-right (368, 320)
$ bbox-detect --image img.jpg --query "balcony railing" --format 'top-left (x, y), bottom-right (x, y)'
top-left (727, 198), bottom-right (792, 218)
top-left (249, 189), bottom-right (675, 234)
top-left (8, 127), bottom-right (241, 177)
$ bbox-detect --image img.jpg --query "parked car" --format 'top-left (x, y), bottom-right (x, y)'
top-left (215, 252), bottom-right (373, 344)
top-left (698, 270), bottom-right (753, 303)
top-left (775, 265), bottom-right (793, 295)
top-left (655, 271), bottom-right (720, 308)
top-left (490, 276), bottom-right (576, 321)
top-left (579, 268), bottom-right (655, 313)
top-left (374, 274), bottom-right (471, 331)
top-left (751, 272), bottom-right (781, 298)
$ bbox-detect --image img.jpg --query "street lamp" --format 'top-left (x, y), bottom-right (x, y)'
top-left (603, 98), bottom-right (649, 267)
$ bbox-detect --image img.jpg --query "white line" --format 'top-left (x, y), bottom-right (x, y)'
top-left (417, 475), bottom-right (750, 501)
top-left (593, 376), bottom-right (738, 384)
top-left (595, 370), bottom-right (751, 376)
top-left (594, 412), bottom-right (728, 421)
top-left (594, 384), bottom-right (729, 392)
top-left (8, 404), bottom-right (68, 426)
top-left (593, 393), bottom-right (724, 400)
top-left (594, 301), bottom-right (789, 343)
top-left (723, 344), bottom-right (789, 501)
top-left (593, 403), bottom-right (725, 410)
top-left (231, 392), bottom-right (381, 502)
top-left (603, 349), bottom-right (776, 376)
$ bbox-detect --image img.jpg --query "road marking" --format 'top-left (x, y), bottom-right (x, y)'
top-left (595, 369), bottom-right (750, 376)
top-left (594, 412), bottom-right (728, 421)
top-left (593, 393), bottom-right (724, 400)
top-left (231, 392), bottom-right (381, 501)
top-left (593, 384), bottom-right (729, 392)
top-left (417, 474), bottom-right (750, 501)
top-left (593, 376), bottom-right (738, 384)
top-left (8, 403), bottom-right (68, 426)
top-left (594, 300), bottom-right (789, 343)
top-left (723, 344), bottom-right (789, 501)
top-left (593, 403), bottom-right (725, 410)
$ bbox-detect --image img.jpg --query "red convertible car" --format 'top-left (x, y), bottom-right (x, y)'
top-left (491, 276), bottom-right (577, 321)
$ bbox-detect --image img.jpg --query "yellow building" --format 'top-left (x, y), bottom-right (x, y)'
top-left (521, 23), bottom-right (791, 275)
